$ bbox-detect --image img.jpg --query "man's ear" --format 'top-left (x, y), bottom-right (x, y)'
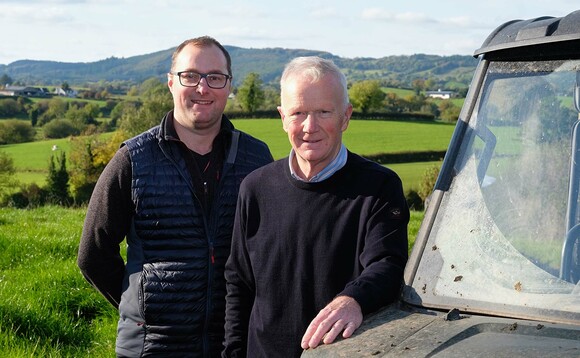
top-left (278, 106), bottom-right (289, 132)
top-left (167, 73), bottom-right (174, 93)
top-left (227, 77), bottom-right (233, 94)
top-left (341, 104), bottom-right (353, 131)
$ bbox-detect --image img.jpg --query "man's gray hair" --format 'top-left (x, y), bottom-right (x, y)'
top-left (280, 56), bottom-right (349, 106)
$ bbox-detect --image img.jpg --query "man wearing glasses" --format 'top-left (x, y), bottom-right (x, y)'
top-left (78, 36), bottom-right (273, 357)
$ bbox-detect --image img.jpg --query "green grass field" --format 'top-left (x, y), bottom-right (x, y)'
top-left (0, 119), bottom-right (455, 190)
top-left (234, 118), bottom-right (452, 190)
top-left (0, 206), bottom-right (423, 357)
top-left (0, 206), bottom-right (118, 357)
top-left (388, 160), bottom-right (442, 192)
top-left (1, 138), bottom-right (73, 185)
top-left (382, 87), bottom-right (415, 97)
top-left (232, 118), bottom-right (455, 159)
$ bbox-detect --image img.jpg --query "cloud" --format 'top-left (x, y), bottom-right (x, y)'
top-left (0, 4), bottom-right (73, 22)
top-left (309, 6), bottom-right (338, 18)
top-left (441, 38), bottom-right (481, 55)
top-left (361, 8), bottom-right (434, 24)
top-left (213, 26), bottom-right (276, 41)
top-left (215, 3), bottom-right (270, 19)
top-left (360, 7), bottom-right (491, 29)
top-left (0, 0), bottom-right (88, 3)
top-left (442, 16), bottom-right (472, 27)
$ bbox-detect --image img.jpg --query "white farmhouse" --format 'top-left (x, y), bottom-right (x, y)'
top-left (426, 89), bottom-right (454, 99)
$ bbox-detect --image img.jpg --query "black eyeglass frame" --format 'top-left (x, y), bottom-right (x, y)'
top-left (170, 71), bottom-right (232, 89)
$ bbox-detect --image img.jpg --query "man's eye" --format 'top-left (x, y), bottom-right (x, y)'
top-left (180, 72), bottom-right (196, 80)
top-left (290, 112), bottom-right (306, 119)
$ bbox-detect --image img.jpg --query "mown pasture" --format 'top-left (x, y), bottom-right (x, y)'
top-left (1, 118), bottom-right (455, 191)
top-left (381, 87), bottom-right (415, 97)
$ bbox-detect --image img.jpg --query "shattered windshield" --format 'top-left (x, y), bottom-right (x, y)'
top-left (409, 59), bottom-right (580, 324)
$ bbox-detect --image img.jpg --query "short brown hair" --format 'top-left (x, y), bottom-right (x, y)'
top-left (171, 36), bottom-right (232, 76)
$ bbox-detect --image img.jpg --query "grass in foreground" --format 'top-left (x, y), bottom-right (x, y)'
top-left (0, 206), bottom-right (118, 357)
top-left (0, 206), bottom-right (423, 356)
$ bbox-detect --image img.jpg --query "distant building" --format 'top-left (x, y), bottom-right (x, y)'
top-left (426, 89), bottom-right (454, 99)
top-left (54, 87), bottom-right (78, 98)
top-left (0, 85), bottom-right (49, 97)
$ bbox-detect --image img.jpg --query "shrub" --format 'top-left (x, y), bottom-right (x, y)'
top-left (418, 163), bottom-right (441, 205)
top-left (68, 131), bottom-right (126, 204)
top-left (110, 100), bottom-right (140, 126)
top-left (43, 119), bottom-right (80, 139)
top-left (0, 151), bottom-right (18, 202)
top-left (0, 98), bottom-right (26, 118)
top-left (38, 97), bottom-right (67, 126)
top-left (0, 120), bottom-right (35, 144)
top-left (45, 152), bottom-right (71, 206)
top-left (438, 100), bottom-right (461, 122)
top-left (119, 83), bottom-right (171, 137)
top-left (237, 72), bottom-right (265, 112)
top-left (4, 183), bottom-right (48, 208)
top-left (349, 80), bottom-right (385, 113)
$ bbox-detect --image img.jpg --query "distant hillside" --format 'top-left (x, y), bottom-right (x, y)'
top-left (0, 46), bottom-right (478, 89)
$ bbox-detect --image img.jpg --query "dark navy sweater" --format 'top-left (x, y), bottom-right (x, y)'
top-left (223, 152), bottom-right (409, 358)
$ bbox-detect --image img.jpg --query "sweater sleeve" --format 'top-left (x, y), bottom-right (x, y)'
top-left (223, 184), bottom-right (256, 358)
top-left (77, 146), bottom-right (133, 309)
top-left (339, 174), bottom-right (410, 314)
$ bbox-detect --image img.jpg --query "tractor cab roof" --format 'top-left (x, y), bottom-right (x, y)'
top-left (475, 10), bottom-right (580, 59)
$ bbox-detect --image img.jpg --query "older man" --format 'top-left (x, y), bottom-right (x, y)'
top-left (223, 56), bottom-right (409, 358)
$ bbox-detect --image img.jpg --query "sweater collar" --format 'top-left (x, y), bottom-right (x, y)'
top-left (288, 144), bottom-right (347, 182)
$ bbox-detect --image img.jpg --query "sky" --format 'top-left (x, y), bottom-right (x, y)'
top-left (1, 0), bottom-right (579, 65)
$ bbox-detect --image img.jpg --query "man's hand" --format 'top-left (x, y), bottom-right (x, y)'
top-left (301, 295), bottom-right (363, 350)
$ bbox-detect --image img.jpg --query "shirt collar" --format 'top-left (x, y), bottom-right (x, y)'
top-left (288, 144), bottom-right (347, 182)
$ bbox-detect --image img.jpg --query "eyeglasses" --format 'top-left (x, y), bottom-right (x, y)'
top-left (170, 71), bottom-right (231, 89)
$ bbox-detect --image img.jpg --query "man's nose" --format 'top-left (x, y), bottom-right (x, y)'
top-left (303, 113), bottom-right (319, 131)
top-left (196, 77), bottom-right (211, 93)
